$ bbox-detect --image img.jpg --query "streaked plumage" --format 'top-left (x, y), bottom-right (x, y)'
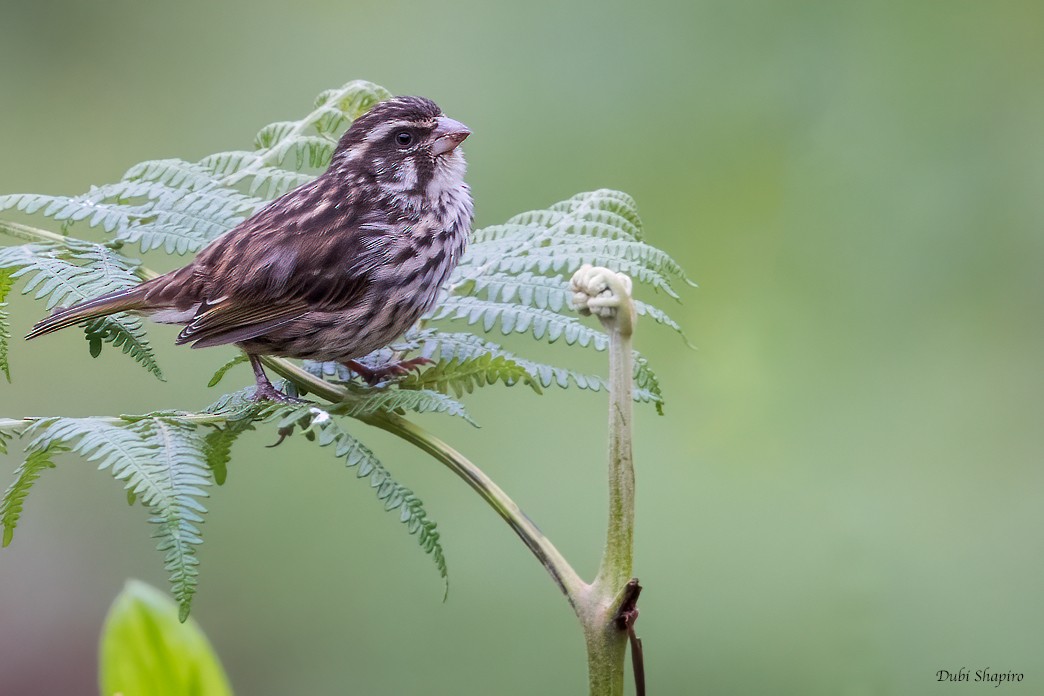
top-left (27, 96), bottom-right (473, 400)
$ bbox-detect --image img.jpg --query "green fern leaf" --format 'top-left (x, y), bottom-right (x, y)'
top-left (333, 387), bottom-right (475, 425)
top-left (457, 189), bottom-right (691, 301)
top-left (409, 329), bottom-right (663, 407)
top-left (22, 416), bottom-right (211, 620)
top-left (202, 388), bottom-right (259, 417)
top-left (0, 241), bottom-right (163, 379)
top-left (205, 80), bottom-right (391, 194)
top-left (265, 404), bottom-right (448, 588)
top-left (0, 444), bottom-right (64, 547)
top-left (207, 354), bottom-right (249, 388)
top-left (468, 271), bottom-right (686, 338)
top-left (202, 406), bottom-right (261, 486)
top-left (431, 296), bottom-right (609, 349)
top-left (399, 355), bottom-right (541, 398)
top-left (0, 81), bottom-right (390, 259)
top-left (0, 267), bottom-right (14, 381)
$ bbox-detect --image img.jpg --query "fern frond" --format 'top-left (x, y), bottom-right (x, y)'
top-left (0, 267), bottom-right (14, 381)
top-left (456, 189), bottom-right (691, 301)
top-left (0, 81), bottom-right (390, 259)
top-left (110, 182), bottom-right (257, 254)
top-left (431, 295), bottom-right (609, 349)
top-left (0, 445), bottom-right (64, 547)
top-left (409, 329), bottom-right (663, 407)
top-left (265, 404), bottom-right (448, 588)
top-left (202, 406), bottom-right (261, 486)
top-left (461, 242), bottom-right (681, 298)
top-left (202, 388), bottom-right (259, 417)
top-left (468, 271), bottom-right (686, 337)
top-left (204, 80), bottom-right (391, 194)
top-left (547, 189), bottom-right (646, 236)
top-left (21, 416), bottom-right (211, 620)
top-left (207, 354), bottom-right (250, 388)
top-left (0, 180), bottom-right (256, 255)
top-left (399, 355), bottom-right (541, 397)
top-left (0, 241), bottom-right (163, 379)
top-left (334, 387), bottom-right (475, 425)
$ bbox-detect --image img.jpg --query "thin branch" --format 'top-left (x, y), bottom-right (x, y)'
top-left (0, 220), bottom-right (69, 245)
top-left (0, 412), bottom-right (231, 436)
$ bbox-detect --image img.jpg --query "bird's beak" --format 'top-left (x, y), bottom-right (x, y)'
top-left (432, 116), bottom-right (471, 156)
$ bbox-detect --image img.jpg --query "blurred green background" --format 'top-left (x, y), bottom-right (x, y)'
top-left (2, 1), bottom-right (1042, 694)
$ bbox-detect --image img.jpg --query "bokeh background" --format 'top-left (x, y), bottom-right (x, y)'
top-left (2, 1), bottom-right (1042, 694)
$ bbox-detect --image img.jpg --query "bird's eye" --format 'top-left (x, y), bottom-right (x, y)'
top-left (395, 131), bottom-right (413, 147)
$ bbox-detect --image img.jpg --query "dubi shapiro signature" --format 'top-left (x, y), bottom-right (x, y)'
top-left (937, 668), bottom-right (1024, 687)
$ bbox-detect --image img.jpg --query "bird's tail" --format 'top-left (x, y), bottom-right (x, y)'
top-left (25, 286), bottom-right (149, 340)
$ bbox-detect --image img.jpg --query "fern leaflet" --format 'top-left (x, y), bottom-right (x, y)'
top-left (0, 445), bottom-right (64, 547)
top-left (20, 416), bottom-right (211, 620)
top-left (202, 405), bottom-right (262, 486)
top-left (264, 404), bottom-right (448, 590)
top-left (0, 241), bottom-right (163, 378)
top-left (399, 355), bottom-right (541, 397)
top-left (0, 267), bottom-right (13, 381)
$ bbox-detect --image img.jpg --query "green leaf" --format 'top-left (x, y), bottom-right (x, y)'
top-left (431, 295), bottom-right (610, 349)
top-left (334, 386), bottom-right (475, 425)
top-left (0, 81), bottom-right (390, 261)
top-left (0, 444), bottom-right (63, 547)
top-left (208, 354), bottom-right (249, 388)
top-left (0, 241), bottom-right (164, 379)
top-left (0, 267), bottom-right (14, 381)
top-left (400, 355), bottom-right (542, 397)
top-left (99, 579), bottom-right (232, 696)
top-left (266, 404), bottom-right (449, 590)
top-left (202, 405), bottom-right (261, 485)
top-left (409, 329), bottom-right (664, 409)
top-left (23, 416), bottom-right (211, 619)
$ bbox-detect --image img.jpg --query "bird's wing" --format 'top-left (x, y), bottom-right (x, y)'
top-left (162, 182), bottom-right (388, 349)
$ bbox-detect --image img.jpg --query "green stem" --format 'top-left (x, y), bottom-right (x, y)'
top-left (0, 220), bottom-right (69, 244)
top-left (579, 310), bottom-right (635, 696)
top-left (569, 266), bottom-right (639, 696)
top-left (0, 412), bottom-right (232, 436)
top-left (261, 356), bottom-right (347, 402)
top-left (593, 303), bottom-right (635, 594)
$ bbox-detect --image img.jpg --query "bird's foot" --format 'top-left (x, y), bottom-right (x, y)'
top-left (247, 353), bottom-right (305, 403)
top-left (250, 382), bottom-right (305, 403)
top-left (344, 357), bottom-right (433, 386)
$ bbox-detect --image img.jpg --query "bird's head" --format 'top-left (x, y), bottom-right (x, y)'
top-left (333, 95), bottom-right (471, 198)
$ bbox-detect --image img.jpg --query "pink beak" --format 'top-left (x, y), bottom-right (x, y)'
top-left (432, 116), bottom-right (471, 156)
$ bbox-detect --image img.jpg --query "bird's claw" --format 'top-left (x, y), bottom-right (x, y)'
top-left (344, 357), bottom-right (433, 386)
top-left (250, 383), bottom-right (305, 404)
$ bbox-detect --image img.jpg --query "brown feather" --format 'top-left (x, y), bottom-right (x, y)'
top-left (25, 286), bottom-right (148, 339)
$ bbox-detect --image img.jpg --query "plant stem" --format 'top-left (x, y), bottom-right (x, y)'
top-left (0, 220), bottom-right (69, 244)
top-left (0, 412), bottom-right (232, 436)
top-left (593, 293), bottom-right (635, 594)
top-left (569, 265), bottom-right (639, 696)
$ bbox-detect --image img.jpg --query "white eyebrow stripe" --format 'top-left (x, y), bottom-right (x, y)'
top-left (363, 119), bottom-right (422, 143)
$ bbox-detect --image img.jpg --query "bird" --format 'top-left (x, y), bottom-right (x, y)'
top-left (26, 96), bottom-right (473, 402)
